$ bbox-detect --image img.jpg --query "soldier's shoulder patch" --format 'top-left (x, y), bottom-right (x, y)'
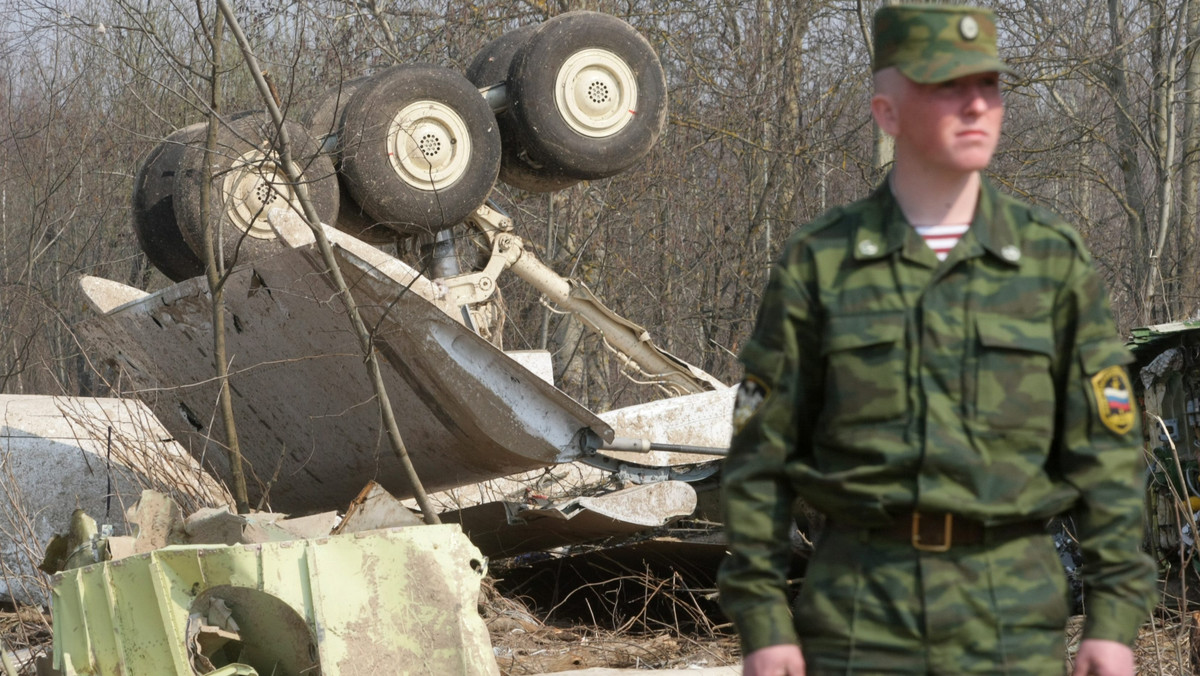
top-left (731, 376), bottom-right (769, 433)
top-left (1091, 365), bottom-right (1135, 435)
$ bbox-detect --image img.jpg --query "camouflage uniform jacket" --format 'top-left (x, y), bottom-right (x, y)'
top-left (718, 178), bottom-right (1155, 654)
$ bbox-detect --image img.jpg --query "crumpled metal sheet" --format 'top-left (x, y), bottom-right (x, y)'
top-left (76, 241), bottom-right (612, 513)
top-left (0, 395), bottom-right (230, 606)
top-left (51, 524), bottom-right (498, 676)
top-left (597, 388), bottom-right (735, 466)
top-left (442, 481), bottom-right (698, 558)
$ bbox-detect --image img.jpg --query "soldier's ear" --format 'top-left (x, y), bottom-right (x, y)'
top-left (871, 93), bottom-right (899, 137)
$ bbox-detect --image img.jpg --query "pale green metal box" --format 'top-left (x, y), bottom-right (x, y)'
top-left (51, 524), bottom-right (498, 675)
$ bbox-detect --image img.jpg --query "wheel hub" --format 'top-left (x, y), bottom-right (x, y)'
top-left (222, 150), bottom-right (298, 239)
top-left (387, 100), bottom-right (473, 191)
top-left (554, 48), bottom-right (638, 138)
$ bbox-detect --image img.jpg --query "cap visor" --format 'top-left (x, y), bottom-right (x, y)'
top-left (900, 55), bottom-right (1016, 84)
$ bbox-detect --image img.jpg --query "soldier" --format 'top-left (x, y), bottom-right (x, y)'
top-left (717, 4), bottom-right (1155, 676)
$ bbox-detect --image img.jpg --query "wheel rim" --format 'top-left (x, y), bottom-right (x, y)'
top-left (553, 48), bottom-right (638, 138)
top-left (386, 100), bottom-right (473, 191)
top-left (221, 150), bottom-right (298, 239)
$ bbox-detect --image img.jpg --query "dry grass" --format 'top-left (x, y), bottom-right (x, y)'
top-left (2, 403), bottom-right (1199, 674)
top-left (482, 579), bottom-right (737, 675)
top-left (490, 626), bottom-right (739, 675)
top-left (0, 603), bottom-right (50, 672)
top-left (4, 539), bottom-right (1200, 674)
top-left (0, 459), bottom-right (55, 611)
top-left (1, 396), bottom-right (232, 671)
top-left (49, 397), bottom-right (232, 515)
top-left (481, 556), bottom-right (738, 674)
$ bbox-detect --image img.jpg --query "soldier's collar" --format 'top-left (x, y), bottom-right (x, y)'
top-left (853, 181), bottom-right (909, 261)
top-left (855, 177), bottom-right (1022, 267)
top-left (971, 179), bottom-right (1023, 267)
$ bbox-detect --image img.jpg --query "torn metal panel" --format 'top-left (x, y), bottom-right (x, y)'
top-left (333, 481), bottom-right (421, 534)
top-left (1129, 323), bottom-right (1200, 558)
top-left (334, 244), bottom-right (613, 461)
top-left (418, 390), bottom-right (736, 515)
top-left (1, 646), bottom-right (18, 676)
top-left (597, 388), bottom-right (735, 466)
top-left (51, 525), bottom-right (498, 676)
top-left (504, 350), bottom-right (555, 385)
top-left (444, 481), bottom-right (697, 558)
top-left (76, 241), bottom-right (612, 513)
top-left (1129, 322), bottom-right (1200, 458)
top-left (1129, 319), bottom-right (1200, 352)
top-left (0, 395), bottom-right (229, 605)
top-left (126, 489), bottom-right (183, 553)
top-left (179, 507), bottom-right (341, 546)
top-left (77, 276), bottom-right (151, 314)
top-left (99, 493), bottom-right (343, 557)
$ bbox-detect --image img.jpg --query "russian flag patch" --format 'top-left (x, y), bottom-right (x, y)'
top-left (1090, 365), bottom-right (1135, 435)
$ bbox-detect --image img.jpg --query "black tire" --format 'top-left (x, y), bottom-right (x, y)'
top-left (173, 114), bottom-right (339, 270)
top-left (131, 124), bottom-right (207, 282)
top-left (333, 181), bottom-right (403, 244)
top-left (507, 11), bottom-right (668, 180)
top-left (301, 78), bottom-right (400, 243)
top-left (339, 65), bottom-right (501, 234)
top-left (467, 26), bottom-right (580, 194)
top-left (466, 26), bottom-right (537, 88)
top-left (300, 76), bottom-right (372, 156)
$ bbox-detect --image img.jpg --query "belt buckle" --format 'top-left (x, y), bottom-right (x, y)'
top-left (911, 511), bottom-right (952, 552)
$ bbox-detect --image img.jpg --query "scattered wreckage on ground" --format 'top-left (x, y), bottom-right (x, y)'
top-left (19, 7), bottom-right (1198, 673)
top-left (1130, 320), bottom-right (1200, 569)
top-left (2, 12), bottom-right (747, 675)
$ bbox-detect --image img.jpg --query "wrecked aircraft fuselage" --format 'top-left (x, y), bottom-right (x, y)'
top-left (77, 237), bottom-right (615, 514)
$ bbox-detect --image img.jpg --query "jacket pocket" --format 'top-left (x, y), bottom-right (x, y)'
top-left (820, 311), bottom-right (907, 425)
top-left (974, 314), bottom-right (1056, 432)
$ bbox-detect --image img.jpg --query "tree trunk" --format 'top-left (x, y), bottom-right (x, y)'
top-left (1106, 0), bottom-right (1152, 323)
top-left (1180, 0), bottom-right (1200, 317)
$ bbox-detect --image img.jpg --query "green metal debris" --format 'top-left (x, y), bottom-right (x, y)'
top-left (51, 524), bottom-right (498, 676)
top-left (1128, 319), bottom-right (1200, 351)
top-left (1, 642), bottom-right (19, 676)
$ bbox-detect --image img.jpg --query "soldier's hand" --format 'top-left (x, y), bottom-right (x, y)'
top-left (1071, 639), bottom-right (1134, 676)
top-left (743, 644), bottom-right (805, 676)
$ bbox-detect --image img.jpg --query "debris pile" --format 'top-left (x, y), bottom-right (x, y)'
top-left (3, 453), bottom-right (736, 676)
top-left (0, 395), bottom-right (230, 608)
top-left (36, 486), bottom-right (495, 676)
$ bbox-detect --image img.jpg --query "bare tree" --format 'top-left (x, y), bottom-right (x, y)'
top-left (2, 0), bottom-right (1199, 403)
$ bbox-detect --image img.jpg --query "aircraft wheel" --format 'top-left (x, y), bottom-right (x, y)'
top-left (339, 65), bottom-right (501, 234)
top-left (173, 114), bottom-right (339, 269)
top-left (506, 11), bottom-right (668, 180)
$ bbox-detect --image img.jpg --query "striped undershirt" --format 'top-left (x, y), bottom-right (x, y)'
top-left (913, 223), bottom-right (970, 261)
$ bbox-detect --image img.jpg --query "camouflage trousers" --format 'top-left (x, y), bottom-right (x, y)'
top-left (794, 525), bottom-right (1070, 675)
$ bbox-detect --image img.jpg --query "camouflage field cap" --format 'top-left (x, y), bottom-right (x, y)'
top-left (873, 4), bottom-right (1014, 83)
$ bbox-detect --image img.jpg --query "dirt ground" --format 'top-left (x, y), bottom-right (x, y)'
top-left (1122, 614), bottom-right (1197, 676)
top-left (485, 612), bottom-right (1200, 676)
top-left (484, 615), bottom-right (1195, 676)
top-left (3, 597), bottom-right (1198, 675)
top-left (1, 601), bottom-right (739, 675)
top-left (489, 626), bottom-right (739, 674)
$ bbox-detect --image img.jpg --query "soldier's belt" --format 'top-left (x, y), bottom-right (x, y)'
top-left (865, 511), bottom-right (1047, 552)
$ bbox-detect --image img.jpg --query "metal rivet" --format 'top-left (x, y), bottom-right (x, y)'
top-left (859, 240), bottom-right (879, 256)
top-left (1001, 245), bottom-right (1021, 261)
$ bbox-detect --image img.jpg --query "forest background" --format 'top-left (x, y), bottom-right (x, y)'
top-left (0, 0), bottom-right (1197, 414)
